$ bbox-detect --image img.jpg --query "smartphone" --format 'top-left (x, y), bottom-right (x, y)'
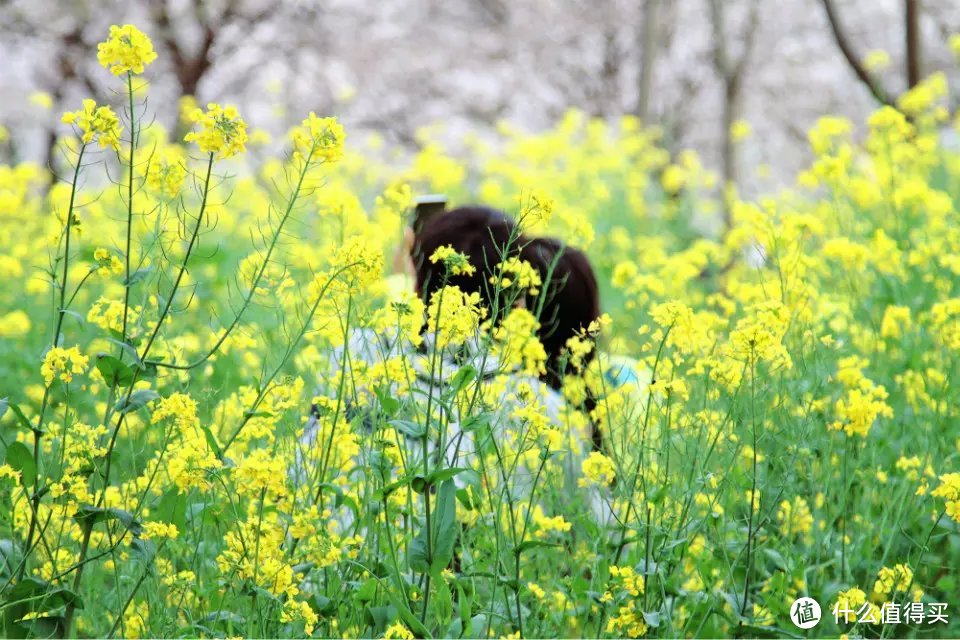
top-left (412, 194), bottom-right (448, 234)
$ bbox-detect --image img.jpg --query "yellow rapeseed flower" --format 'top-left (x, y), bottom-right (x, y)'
top-left (872, 563), bottom-right (913, 597)
top-left (292, 112), bottom-right (345, 162)
top-left (61, 99), bottom-right (122, 150)
top-left (776, 496), bottom-right (814, 540)
top-left (579, 451), bottom-right (616, 488)
top-left (40, 345), bottom-right (88, 386)
top-left (430, 245), bottom-right (476, 276)
top-left (931, 473), bottom-right (960, 523)
top-left (184, 103), bottom-right (248, 159)
top-left (140, 521), bottom-right (179, 540)
top-left (97, 24), bottom-right (158, 76)
top-left (145, 144), bottom-right (187, 196)
top-left (426, 285), bottom-right (486, 348)
top-left (383, 623), bottom-right (414, 640)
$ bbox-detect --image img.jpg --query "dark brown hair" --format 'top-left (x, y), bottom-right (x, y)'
top-left (520, 237), bottom-right (601, 390)
top-left (411, 205), bottom-right (519, 321)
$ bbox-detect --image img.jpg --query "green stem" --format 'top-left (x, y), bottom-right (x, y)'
top-left (740, 351), bottom-right (758, 619)
top-left (68, 154), bottom-right (215, 611)
top-left (18, 142), bottom-right (87, 582)
top-left (121, 71), bottom-right (136, 347)
top-left (841, 434), bottom-right (849, 581)
top-left (145, 146), bottom-right (318, 370)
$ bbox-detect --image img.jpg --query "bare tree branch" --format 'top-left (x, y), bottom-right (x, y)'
top-left (819, 0), bottom-right (896, 105)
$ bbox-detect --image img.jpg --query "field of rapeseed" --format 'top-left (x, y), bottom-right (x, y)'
top-left (1, 24), bottom-right (960, 639)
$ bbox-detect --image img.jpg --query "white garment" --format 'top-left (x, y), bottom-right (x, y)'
top-left (295, 328), bottom-right (631, 530)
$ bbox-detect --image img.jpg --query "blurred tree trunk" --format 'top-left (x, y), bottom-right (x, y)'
top-left (595, 25), bottom-right (623, 118)
top-left (905, 0), bottom-right (921, 89)
top-left (44, 28), bottom-right (97, 175)
top-left (720, 79), bottom-right (737, 207)
top-left (151, 0), bottom-right (219, 138)
top-left (708, 0), bottom-right (760, 230)
top-left (635, 0), bottom-right (659, 122)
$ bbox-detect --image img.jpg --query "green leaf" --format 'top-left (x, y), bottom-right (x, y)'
top-left (124, 267), bottom-right (153, 286)
top-left (497, 575), bottom-right (520, 591)
top-left (59, 309), bottom-right (85, 324)
top-left (445, 365), bottom-right (477, 397)
top-left (364, 605), bottom-right (396, 632)
top-left (0, 398), bottom-right (7, 422)
top-left (95, 354), bottom-right (136, 387)
top-left (130, 537), bottom-right (157, 562)
top-left (389, 419), bottom-right (426, 439)
top-left (134, 361), bottom-right (158, 380)
top-left (73, 505), bottom-right (143, 536)
top-left (4, 442), bottom-right (36, 486)
top-left (734, 624), bottom-right (796, 639)
top-left (445, 618), bottom-right (463, 639)
top-left (412, 468), bottom-right (468, 495)
top-left (460, 411), bottom-right (494, 433)
top-left (311, 594), bottom-right (334, 615)
top-left (202, 611), bottom-right (245, 630)
top-left (515, 540), bottom-right (560, 555)
top-left (410, 480), bottom-right (460, 576)
top-left (2, 401), bottom-right (34, 432)
top-left (240, 584), bottom-right (281, 602)
top-left (375, 471), bottom-right (417, 501)
top-left (0, 539), bottom-right (21, 580)
top-left (643, 611), bottom-right (662, 628)
top-left (114, 389), bottom-right (159, 414)
top-left (431, 480), bottom-right (458, 574)
top-left (6, 577), bottom-right (84, 611)
top-left (106, 339), bottom-right (143, 365)
top-left (157, 488), bottom-right (187, 533)
top-left (199, 423), bottom-right (222, 458)
top-left (637, 559), bottom-right (658, 576)
top-left (375, 386), bottom-right (400, 417)
top-left (315, 482), bottom-right (347, 508)
top-left (457, 582), bottom-right (471, 638)
top-left (762, 547), bottom-right (789, 571)
top-left (409, 528), bottom-right (429, 574)
top-left (184, 624), bottom-right (217, 638)
top-left (456, 488), bottom-right (479, 511)
top-left (17, 615), bottom-right (64, 639)
top-left (469, 614), bottom-right (488, 639)
top-left (357, 577), bottom-right (378, 602)
top-left (426, 467), bottom-right (468, 485)
top-left (433, 577), bottom-right (454, 625)
top-left (381, 586), bottom-right (431, 638)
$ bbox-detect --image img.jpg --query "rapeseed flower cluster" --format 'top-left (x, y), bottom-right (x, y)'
top-left (184, 103), bottom-right (248, 158)
top-left (61, 99), bottom-right (122, 150)
top-left (932, 473), bottom-right (960, 523)
top-left (96, 24), bottom-right (157, 76)
top-left (579, 450), bottom-right (616, 487)
top-left (426, 285), bottom-right (485, 347)
top-left (40, 345), bottom-right (88, 385)
top-left (293, 112), bottom-right (346, 162)
top-left (430, 245), bottom-right (476, 276)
